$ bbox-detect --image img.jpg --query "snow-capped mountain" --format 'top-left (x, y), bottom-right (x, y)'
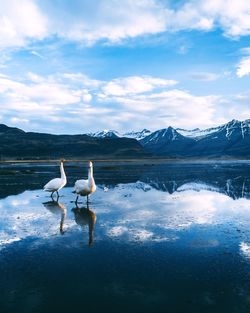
top-left (140, 119), bottom-right (250, 157)
top-left (88, 130), bottom-right (120, 138)
top-left (216, 119), bottom-right (250, 140)
top-left (140, 126), bottom-right (194, 156)
top-left (87, 119), bottom-right (250, 157)
top-left (176, 119), bottom-right (250, 140)
top-left (141, 127), bottom-right (185, 145)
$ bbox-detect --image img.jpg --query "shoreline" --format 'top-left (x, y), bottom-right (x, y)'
top-left (1, 158), bottom-right (250, 165)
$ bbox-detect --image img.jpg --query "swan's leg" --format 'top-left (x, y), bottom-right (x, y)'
top-left (87, 195), bottom-right (89, 203)
top-left (75, 195), bottom-right (79, 204)
top-left (51, 191), bottom-right (54, 198)
top-left (56, 191), bottom-right (59, 198)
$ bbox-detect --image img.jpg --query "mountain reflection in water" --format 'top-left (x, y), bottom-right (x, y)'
top-left (1, 161), bottom-right (250, 200)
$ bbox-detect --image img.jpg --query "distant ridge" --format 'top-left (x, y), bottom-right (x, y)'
top-left (0, 124), bottom-right (149, 160)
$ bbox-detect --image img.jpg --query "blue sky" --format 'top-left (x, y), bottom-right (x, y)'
top-left (1, 0), bottom-right (250, 134)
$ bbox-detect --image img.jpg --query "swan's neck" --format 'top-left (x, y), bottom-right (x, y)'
top-left (60, 162), bottom-right (66, 181)
top-left (88, 166), bottom-right (95, 186)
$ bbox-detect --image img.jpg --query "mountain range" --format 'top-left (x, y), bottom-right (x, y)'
top-left (140, 119), bottom-right (250, 157)
top-left (90, 119), bottom-right (250, 158)
top-left (0, 119), bottom-right (249, 159)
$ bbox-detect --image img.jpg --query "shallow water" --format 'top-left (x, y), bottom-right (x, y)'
top-left (1, 161), bottom-right (250, 313)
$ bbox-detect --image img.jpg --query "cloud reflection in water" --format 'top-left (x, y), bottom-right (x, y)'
top-left (0, 181), bottom-right (250, 258)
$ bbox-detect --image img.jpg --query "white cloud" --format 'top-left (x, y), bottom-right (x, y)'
top-left (26, 72), bottom-right (45, 83)
top-left (240, 47), bottom-right (250, 55)
top-left (236, 57), bottom-right (250, 78)
top-left (47, 0), bottom-right (168, 45)
top-left (1, 0), bottom-right (250, 50)
top-left (166, 3), bottom-right (214, 32)
top-left (0, 0), bottom-right (48, 49)
top-left (30, 50), bottom-right (45, 59)
top-left (0, 72), bottom-right (120, 133)
top-left (0, 52), bottom-right (11, 68)
top-left (47, 0), bottom-right (250, 44)
top-left (46, 0), bottom-right (250, 43)
top-left (189, 72), bottom-right (220, 81)
top-left (236, 46), bottom-right (250, 78)
top-left (0, 76), bottom-right (80, 106)
top-left (99, 88), bottom-right (220, 129)
top-left (82, 89), bottom-right (92, 103)
top-left (63, 73), bottom-right (102, 88)
top-left (0, 74), bottom-right (85, 132)
top-left (100, 76), bottom-right (177, 97)
top-left (0, 0), bottom-right (250, 51)
top-left (166, 0), bottom-right (250, 38)
top-left (10, 117), bottom-right (29, 125)
top-left (227, 91), bottom-right (250, 121)
top-left (1, 71), bottom-right (250, 133)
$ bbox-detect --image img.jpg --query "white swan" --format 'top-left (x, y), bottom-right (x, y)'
top-left (74, 161), bottom-right (96, 204)
top-left (43, 159), bottom-right (67, 198)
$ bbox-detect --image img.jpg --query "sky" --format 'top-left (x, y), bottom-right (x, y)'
top-left (1, 0), bottom-right (250, 134)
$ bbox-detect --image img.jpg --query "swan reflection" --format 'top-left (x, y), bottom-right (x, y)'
top-left (72, 204), bottom-right (97, 246)
top-left (43, 200), bottom-right (67, 234)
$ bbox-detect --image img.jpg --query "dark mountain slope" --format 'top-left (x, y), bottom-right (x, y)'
top-left (0, 124), bottom-right (149, 160)
top-left (140, 127), bottom-right (195, 156)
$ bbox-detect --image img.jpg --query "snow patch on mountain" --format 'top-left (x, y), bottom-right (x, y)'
top-left (123, 129), bottom-right (151, 140)
top-left (176, 127), bottom-right (219, 139)
top-left (88, 128), bottom-right (151, 140)
top-left (88, 130), bottom-right (120, 138)
top-left (176, 119), bottom-right (250, 140)
top-left (223, 119), bottom-right (250, 140)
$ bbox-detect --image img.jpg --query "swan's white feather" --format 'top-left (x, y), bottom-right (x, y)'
top-left (43, 161), bottom-right (67, 194)
top-left (74, 179), bottom-right (91, 196)
top-left (44, 178), bottom-right (66, 192)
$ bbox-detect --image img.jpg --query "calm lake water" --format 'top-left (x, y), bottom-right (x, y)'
top-left (1, 160), bottom-right (250, 313)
